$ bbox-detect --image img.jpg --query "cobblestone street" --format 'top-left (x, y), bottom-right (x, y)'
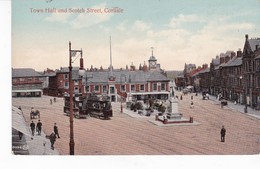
top-left (12, 92), bottom-right (260, 155)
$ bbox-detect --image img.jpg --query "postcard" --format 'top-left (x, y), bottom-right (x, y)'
top-left (3, 0), bottom-right (260, 168)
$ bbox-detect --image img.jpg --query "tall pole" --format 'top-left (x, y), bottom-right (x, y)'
top-left (110, 36), bottom-right (112, 72)
top-left (120, 75), bottom-right (123, 113)
top-left (69, 41), bottom-right (75, 155)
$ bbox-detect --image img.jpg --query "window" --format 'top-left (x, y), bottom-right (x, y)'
top-left (74, 80), bottom-right (78, 85)
top-left (121, 85), bottom-right (125, 92)
top-left (64, 74), bottom-right (69, 79)
top-left (110, 86), bottom-right (115, 94)
top-left (94, 85), bottom-right (99, 92)
top-left (131, 84), bottom-right (135, 92)
top-left (256, 60), bottom-right (260, 72)
top-left (86, 85), bottom-right (90, 92)
top-left (140, 84), bottom-right (145, 91)
top-left (161, 83), bottom-right (166, 91)
top-left (74, 87), bottom-right (79, 93)
top-left (102, 85), bottom-right (107, 93)
top-left (64, 82), bottom-right (69, 89)
top-left (153, 83), bottom-right (157, 91)
top-left (256, 76), bottom-right (260, 87)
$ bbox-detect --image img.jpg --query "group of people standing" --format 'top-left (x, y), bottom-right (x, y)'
top-left (30, 120), bottom-right (60, 150)
top-left (30, 120), bottom-right (42, 136)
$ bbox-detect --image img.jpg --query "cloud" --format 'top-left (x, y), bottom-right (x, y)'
top-left (108, 14), bottom-right (257, 70)
top-left (70, 3), bottom-right (113, 29)
top-left (133, 20), bottom-right (151, 31)
top-left (169, 14), bottom-right (204, 28)
top-left (116, 20), bottom-right (128, 31)
top-left (44, 12), bottom-right (72, 23)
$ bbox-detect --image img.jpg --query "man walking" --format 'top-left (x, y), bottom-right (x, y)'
top-left (220, 126), bottom-right (226, 142)
top-left (30, 121), bottom-right (35, 136)
top-left (54, 123), bottom-right (60, 138)
top-left (36, 120), bottom-right (42, 135)
top-left (49, 132), bottom-right (56, 150)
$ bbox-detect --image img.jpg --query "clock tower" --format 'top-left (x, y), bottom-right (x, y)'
top-left (148, 47), bottom-right (157, 70)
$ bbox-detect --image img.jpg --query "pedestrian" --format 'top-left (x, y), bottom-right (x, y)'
top-left (50, 98), bottom-right (52, 105)
top-left (190, 101), bottom-right (194, 109)
top-left (49, 132), bottom-right (56, 150)
top-left (244, 104), bottom-right (248, 113)
top-left (54, 123), bottom-right (60, 138)
top-left (180, 95), bottom-right (183, 100)
top-left (191, 95), bottom-right (193, 100)
top-left (30, 121), bottom-right (35, 136)
top-left (220, 126), bottom-right (226, 142)
top-left (36, 120), bottom-right (42, 135)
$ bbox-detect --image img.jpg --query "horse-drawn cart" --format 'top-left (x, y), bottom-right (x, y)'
top-left (30, 108), bottom-right (40, 119)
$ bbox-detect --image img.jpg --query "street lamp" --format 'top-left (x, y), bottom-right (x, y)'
top-left (69, 41), bottom-right (82, 155)
top-left (240, 75), bottom-right (247, 113)
top-left (120, 74), bottom-right (126, 113)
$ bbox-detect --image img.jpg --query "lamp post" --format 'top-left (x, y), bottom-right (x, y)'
top-left (69, 41), bottom-right (83, 155)
top-left (120, 74), bottom-right (126, 113)
top-left (240, 75), bottom-right (247, 113)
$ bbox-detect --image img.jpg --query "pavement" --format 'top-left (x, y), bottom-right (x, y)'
top-left (24, 130), bottom-right (60, 155)
top-left (206, 93), bottom-right (260, 120)
top-left (12, 106), bottom-right (60, 155)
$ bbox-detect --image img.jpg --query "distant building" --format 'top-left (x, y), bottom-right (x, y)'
top-left (12, 68), bottom-right (44, 97)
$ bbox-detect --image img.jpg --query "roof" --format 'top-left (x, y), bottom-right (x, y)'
top-left (248, 38), bottom-right (260, 52)
top-left (221, 57), bottom-right (242, 67)
top-left (85, 70), bottom-right (170, 84)
top-left (12, 68), bottom-right (43, 78)
top-left (198, 68), bottom-right (210, 74)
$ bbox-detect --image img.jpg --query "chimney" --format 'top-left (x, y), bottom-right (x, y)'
top-left (237, 49), bottom-right (242, 57)
top-left (225, 56), bottom-right (230, 63)
top-left (80, 57), bottom-right (84, 70)
top-left (143, 61), bottom-right (148, 72)
top-left (220, 57), bottom-right (225, 64)
top-left (139, 64), bottom-right (142, 70)
top-left (90, 65), bottom-right (93, 71)
top-left (202, 64), bottom-right (208, 69)
top-left (130, 62), bottom-right (135, 71)
top-left (231, 51), bottom-right (236, 59)
top-left (245, 34), bottom-right (249, 40)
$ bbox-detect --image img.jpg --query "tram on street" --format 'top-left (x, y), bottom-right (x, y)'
top-left (63, 93), bottom-right (113, 119)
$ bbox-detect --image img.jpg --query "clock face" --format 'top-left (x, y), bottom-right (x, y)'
top-left (151, 62), bottom-right (156, 66)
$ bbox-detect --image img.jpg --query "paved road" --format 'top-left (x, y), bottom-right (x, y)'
top-left (12, 93), bottom-right (260, 155)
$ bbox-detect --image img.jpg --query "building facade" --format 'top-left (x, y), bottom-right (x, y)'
top-left (12, 68), bottom-right (44, 97)
top-left (182, 34), bottom-right (260, 109)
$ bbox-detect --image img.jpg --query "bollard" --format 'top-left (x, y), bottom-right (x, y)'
top-left (190, 116), bottom-right (193, 123)
top-left (155, 115), bottom-right (158, 121)
top-left (163, 118), bottom-right (168, 124)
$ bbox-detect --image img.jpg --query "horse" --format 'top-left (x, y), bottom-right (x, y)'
top-left (30, 109), bottom-right (40, 119)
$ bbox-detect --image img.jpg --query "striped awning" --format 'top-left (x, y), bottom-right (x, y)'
top-left (12, 106), bottom-right (31, 136)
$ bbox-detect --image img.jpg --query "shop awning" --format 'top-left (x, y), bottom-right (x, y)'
top-left (12, 106), bottom-right (31, 136)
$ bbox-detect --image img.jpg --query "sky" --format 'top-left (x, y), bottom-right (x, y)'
top-left (12, 0), bottom-right (260, 71)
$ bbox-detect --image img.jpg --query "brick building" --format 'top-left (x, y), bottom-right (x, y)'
top-left (12, 68), bottom-right (44, 97)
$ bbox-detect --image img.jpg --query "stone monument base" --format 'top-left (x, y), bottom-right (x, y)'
top-left (155, 114), bottom-right (193, 124)
top-left (166, 112), bottom-right (183, 120)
